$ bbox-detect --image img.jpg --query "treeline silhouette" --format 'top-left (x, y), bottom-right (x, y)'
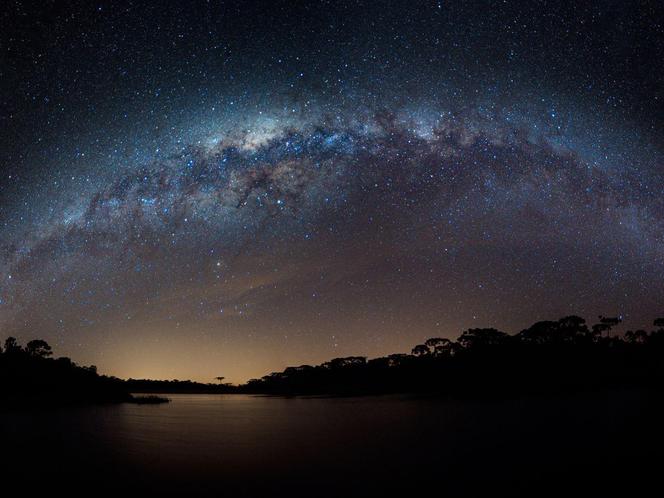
top-left (242, 316), bottom-right (664, 396)
top-left (124, 378), bottom-right (235, 394)
top-left (0, 337), bottom-right (167, 405)
top-left (3, 315), bottom-right (664, 402)
top-left (0, 337), bottom-right (130, 405)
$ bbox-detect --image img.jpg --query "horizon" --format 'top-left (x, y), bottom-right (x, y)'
top-left (3, 312), bottom-right (657, 384)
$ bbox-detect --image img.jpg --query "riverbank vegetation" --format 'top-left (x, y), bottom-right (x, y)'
top-left (0, 338), bottom-right (168, 405)
top-left (2, 315), bottom-right (663, 402)
top-left (242, 315), bottom-right (664, 396)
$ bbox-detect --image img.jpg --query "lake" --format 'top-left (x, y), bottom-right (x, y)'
top-left (2, 389), bottom-right (661, 496)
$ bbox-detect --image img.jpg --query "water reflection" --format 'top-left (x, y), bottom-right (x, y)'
top-left (2, 391), bottom-right (660, 496)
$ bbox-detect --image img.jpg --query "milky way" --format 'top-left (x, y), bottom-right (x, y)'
top-left (1, 1), bottom-right (663, 382)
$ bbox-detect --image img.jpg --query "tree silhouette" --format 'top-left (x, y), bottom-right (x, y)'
top-left (0, 336), bottom-right (136, 404)
top-left (215, 376), bottom-right (225, 384)
top-left (26, 339), bottom-right (53, 358)
top-left (556, 315), bottom-right (591, 343)
top-left (625, 330), bottom-right (648, 344)
top-left (458, 328), bottom-right (509, 350)
top-left (322, 356), bottom-right (367, 369)
top-left (411, 344), bottom-right (430, 357)
top-left (518, 320), bottom-right (559, 345)
top-left (386, 353), bottom-right (409, 367)
top-left (518, 316), bottom-right (592, 345)
top-left (592, 316), bottom-right (622, 339)
top-left (424, 338), bottom-right (456, 356)
top-left (4, 336), bottom-right (22, 354)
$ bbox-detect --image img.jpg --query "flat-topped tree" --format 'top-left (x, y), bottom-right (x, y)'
top-left (26, 339), bottom-right (53, 358)
top-left (411, 344), bottom-right (430, 357)
top-left (426, 338), bottom-right (456, 356)
top-left (458, 328), bottom-right (509, 350)
top-left (518, 316), bottom-right (593, 345)
top-left (592, 316), bottom-right (622, 339)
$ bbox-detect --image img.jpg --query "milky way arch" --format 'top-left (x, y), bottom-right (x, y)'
top-left (1, 108), bottom-right (663, 381)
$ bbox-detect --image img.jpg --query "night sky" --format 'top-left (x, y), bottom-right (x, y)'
top-left (1, 1), bottom-right (663, 383)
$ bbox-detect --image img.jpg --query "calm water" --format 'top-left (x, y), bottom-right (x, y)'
top-left (2, 390), bottom-right (661, 496)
